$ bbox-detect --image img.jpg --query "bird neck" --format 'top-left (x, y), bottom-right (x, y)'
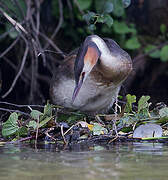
top-left (91, 36), bottom-right (120, 78)
top-left (90, 35), bottom-right (131, 84)
top-left (90, 35), bottom-right (111, 59)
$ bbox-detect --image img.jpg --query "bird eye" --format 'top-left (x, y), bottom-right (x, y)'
top-left (82, 72), bottom-right (85, 77)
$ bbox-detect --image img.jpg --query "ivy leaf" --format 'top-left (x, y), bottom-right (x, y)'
top-left (122, 0), bottom-right (131, 8)
top-left (97, 15), bottom-right (105, 23)
top-left (138, 95), bottom-right (150, 113)
top-left (103, 1), bottom-right (113, 13)
top-left (28, 120), bottom-right (37, 130)
top-left (30, 110), bottom-right (43, 120)
top-left (77, 0), bottom-right (92, 10)
top-left (92, 123), bottom-right (108, 135)
top-left (160, 45), bottom-right (168, 62)
top-left (159, 107), bottom-right (168, 118)
top-left (83, 12), bottom-right (95, 22)
top-left (125, 36), bottom-right (141, 50)
top-left (39, 116), bottom-right (53, 128)
top-left (43, 102), bottom-right (52, 117)
top-left (113, 21), bottom-right (134, 34)
top-left (125, 94), bottom-right (136, 113)
top-left (88, 24), bottom-right (96, 31)
top-left (104, 14), bottom-right (113, 28)
top-left (2, 112), bottom-right (19, 137)
top-left (17, 127), bottom-right (28, 136)
top-left (112, 0), bottom-right (125, 17)
top-left (144, 45), bottom-right (160, 58)
top-left (95, 1), bottom-right (105, 13)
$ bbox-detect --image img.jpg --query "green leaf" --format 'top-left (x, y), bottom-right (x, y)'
top-left (83, 12), bottom-right (96, 22)
top-left (28, 120), bottom-right (37, 129)
top-left (67, 115), bottom-right (79, 124)
top-left (119, 115), bottom-right (137, 126)
top-left (112, 0), bottom-right (125, 17)
top-left (122, 0), bottom-right (131, 8)
top-left (159, 107), bottom-right (168, 118)
top-left (95, 1), bottom-right (106, 13)
top-left (17, 127), bottom-right (28, 136)
top-left (160, 24), bottom-right (167, 34)
top-left (30, 110), bottom-right (43, 120)
top-left (160, 45), bottom-right (168, 62)
top-left (125, 36), bottom-right (141, 50)
top-left (95, 1), bottom-right (113, 14)
top-left (113, 21), bottom-right (134, 34)
top-left (39, 116), bottom-right (53, 128)
top-left (2, 112), bottom-right (19, 137)
top-left (104, 14), bottom-right (113, 28)
top-left (92, 123), bottom-right (108, 135)
top-left (97, 15), bottom-right (105, 23)
top-left (125, 94), bottom-right (136, 113)
top-left (138, 95), bottom-right (150, 113)
top-left (88, 24), bottom-right (96, 31)
top-left (77, 0), bottom-right (92, 10)
top-left (103, 1), bottom-right (113, 13)
top-left (144, 45), bottom-right (160, 58)
top-left (43, 102), bottom-right (52, 117)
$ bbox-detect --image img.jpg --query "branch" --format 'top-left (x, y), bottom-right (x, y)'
top-left (73, 0), bottom-right (84, 15)
top-left (44, 0), bottom-right (64, 50)
top-left (2, 45), bottom-right (29, 98)
top-left (0, 107), bottom-right (30, 116)
top-left (0, 36), bottom-right (20, 58)
top-left (0, 101), bottom-right (44, 108)
top-left (39, 32), bottom-right (65, 58)
top-left (0, 9), bottom-right (28, 34)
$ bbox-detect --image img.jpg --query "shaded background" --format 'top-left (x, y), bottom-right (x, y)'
top-left (0, 0), bottom-right (168, 107)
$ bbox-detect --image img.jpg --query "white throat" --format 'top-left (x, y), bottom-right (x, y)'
top-left (91, 35), bottom-right (111, 59)
top-left (90, 35), bottom-right (117, 68)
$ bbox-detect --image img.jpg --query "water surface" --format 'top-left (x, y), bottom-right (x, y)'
top-left (0, 142), bottom-right (168, 180)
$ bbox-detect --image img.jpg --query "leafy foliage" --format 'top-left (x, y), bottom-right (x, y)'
top-left (2, 112), bottom-right (19, 137)
top-left (1, 95), bottom-right (168, 142)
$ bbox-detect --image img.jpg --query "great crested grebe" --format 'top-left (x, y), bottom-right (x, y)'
top-left (50, 35), bottom-right (132, 114)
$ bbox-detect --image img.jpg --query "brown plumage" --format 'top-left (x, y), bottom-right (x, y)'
top-left (50, 35), bottom-right (132, 114)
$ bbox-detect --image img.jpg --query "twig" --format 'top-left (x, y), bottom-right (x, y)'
top-left (0, 107), bottom-right (30, 116)
top-left (0, 9), bottom-right (28, 34)
top-left (0, 36), bottom-right (20, 58)
top-left (113, 96), bottom-right (119, 137)
top-left (8, 136), bottom-right (34, 144)
top-left (39, 32), bottom-right (65, 58)
top-left (2, 56), bottom-right (17, 70)
top-left (44, 0), bottom-right (64, 50)
top-left (61, 124), bottom-right (67, 144)
top-left (0, 1), bottom-right (18, 19)
top-left (35, 0), bottom-right (40, 35)
top-left (2, 45), bottom-right (29, 98)
top-left (0, 101), bottom-right (44, 108)
top-left (64, 124), bottom-right (75, 136)
top-left (66, 0), bottom-right (74, 23)
top-left (35, 116), bottom-right (40, 147)
top-left (13, 0), bottom-right (25, 19)
top-left (73, 0), bottom-right (84, 15)
top-left (45, 128), bottom-right (57, 141)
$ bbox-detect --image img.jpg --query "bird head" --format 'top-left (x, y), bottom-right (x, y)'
top-left (72, 37), bottom-right (101, 102)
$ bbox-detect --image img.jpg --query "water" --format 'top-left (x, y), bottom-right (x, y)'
top-left (0, 142), bottom-right (168, 180)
